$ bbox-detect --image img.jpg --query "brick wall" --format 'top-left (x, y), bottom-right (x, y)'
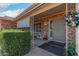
top-left (0, 20), bottom-right (17, 29)
top-left (68, 26), bottom-right (75, 42)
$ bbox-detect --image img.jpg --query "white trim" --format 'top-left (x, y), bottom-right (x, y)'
top-left (66, 3), bottom-right (68, 56)
top-left (30, 16), bottom-right (35, 48)
top-left (48, 20), bottom-right (50, 40)
top-left (48, 19), bottom-right (53, 40)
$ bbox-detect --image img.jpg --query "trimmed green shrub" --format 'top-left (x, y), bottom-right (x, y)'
top-left (0, 29), bottom-right (31, 56)
top-left (67, 42), bottom-right (77, 56)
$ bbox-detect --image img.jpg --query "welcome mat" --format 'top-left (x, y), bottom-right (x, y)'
top-left (39, 41), bottom-right (65, 56)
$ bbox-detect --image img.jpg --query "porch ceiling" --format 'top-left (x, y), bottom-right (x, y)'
top-left (34, 4), bottom-right (66, 20)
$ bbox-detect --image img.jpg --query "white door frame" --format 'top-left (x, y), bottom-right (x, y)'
top-left (48, 19), bottom-right (53, 40)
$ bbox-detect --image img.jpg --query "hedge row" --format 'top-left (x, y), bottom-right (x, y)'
top-left (0, 29), bottom-right (31, 56)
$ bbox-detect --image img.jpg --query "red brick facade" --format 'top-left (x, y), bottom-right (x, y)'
top-left (0, 20), bottom-right (17, 29)
top-left (68, 26), bottom-right (75, 42)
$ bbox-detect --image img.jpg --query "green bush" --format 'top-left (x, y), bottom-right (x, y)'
top-left (67, 42), bottom-right (77, 56)
top-left (0, 29), bottom-right (31, 56)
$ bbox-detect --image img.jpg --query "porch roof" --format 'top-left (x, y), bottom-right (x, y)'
top-left (14, 3), bottom-right (63, 21)
top-left (34, 4), bottom-right (66, 20)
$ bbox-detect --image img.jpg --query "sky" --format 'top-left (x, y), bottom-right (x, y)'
top-left (0, 3), bottom-right (32, 18)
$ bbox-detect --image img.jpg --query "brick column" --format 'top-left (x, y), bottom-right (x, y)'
top-left (68, 26), bottom-right (75, 42)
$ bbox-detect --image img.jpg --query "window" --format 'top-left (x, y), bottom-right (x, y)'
top-left (50, 20), bottom-right (53, 37)
top-left (34, 23), bottom-right (41, 32)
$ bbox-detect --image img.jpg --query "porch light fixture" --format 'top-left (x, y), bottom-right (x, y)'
top-left (44, 22), bottom-right (47, 25)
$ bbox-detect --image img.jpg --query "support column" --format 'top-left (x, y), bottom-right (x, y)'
top-left (66, 3), bottom-right (68, 56)
top-left (76, 3), bottom-right (79, 55)
top-left (30, 16), bottom-right (35, 48)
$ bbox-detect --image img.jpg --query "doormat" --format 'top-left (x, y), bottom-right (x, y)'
top-left (39, 41), bottom-right (65, 56)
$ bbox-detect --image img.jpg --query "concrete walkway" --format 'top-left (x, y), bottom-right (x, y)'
top-left (25, 46), bottom-right (56, 56)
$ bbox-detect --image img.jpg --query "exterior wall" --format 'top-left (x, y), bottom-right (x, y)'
top-left (0, 20), bottom-right (17, 29)
top-left (34, 19), bottom-right (48, 40)
top-left (17, 17), bottom-right (30, 28)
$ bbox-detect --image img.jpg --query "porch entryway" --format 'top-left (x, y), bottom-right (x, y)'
top-left (33, 14), bottom-right (66, 46)
top-left (30, 4), bottom-right (66, 56)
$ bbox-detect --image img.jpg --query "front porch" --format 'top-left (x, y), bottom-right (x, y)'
top-left (26, 39), bottom-right (65, 56)
top-left (30, 3), bottom-right (66, 56)
top-left (25, 45), bottom-right (56, 56)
